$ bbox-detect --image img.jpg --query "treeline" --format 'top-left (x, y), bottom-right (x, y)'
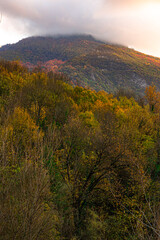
top-left (0, 61), bottom-right (160, 240)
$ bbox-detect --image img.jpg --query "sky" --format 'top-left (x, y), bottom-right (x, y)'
top-left (0, 0), bottom-right (160, 57)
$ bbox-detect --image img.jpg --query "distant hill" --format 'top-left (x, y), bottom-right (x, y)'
top-left (1, 34), bottom-right (160, 93)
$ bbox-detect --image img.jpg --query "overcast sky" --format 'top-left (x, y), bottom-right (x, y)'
top-left (0, 0), bottom-right (160, 57)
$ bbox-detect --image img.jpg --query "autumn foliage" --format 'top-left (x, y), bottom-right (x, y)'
top-left (0, 61), bottom-right (160, 239)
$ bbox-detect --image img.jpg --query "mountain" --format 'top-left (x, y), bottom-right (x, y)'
top-left (1, 34), bottom-right (160, 94)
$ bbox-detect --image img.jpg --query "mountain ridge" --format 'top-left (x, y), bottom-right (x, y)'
top-left (1, 34), bottom-right (160, 94)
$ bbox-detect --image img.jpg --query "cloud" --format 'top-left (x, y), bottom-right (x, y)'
top-left (0, 0), bottom-right (100, 33)
top-left (0, 0), bottom-right (156, 36)
top-left (0, 0), bottom-right (160, 57)
top-left (102, 0), bottom-right (160, 8)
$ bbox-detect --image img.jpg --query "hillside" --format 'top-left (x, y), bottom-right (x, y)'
top-left (1, 61), bottom-right (160, 239)
top-left (1, 35), bottom-right (160, 93)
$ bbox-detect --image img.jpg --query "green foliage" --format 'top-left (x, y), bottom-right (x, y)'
top-left (0, 60), bottom-right (160, 239)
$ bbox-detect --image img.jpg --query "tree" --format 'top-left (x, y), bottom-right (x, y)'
top-left (145, 85), bottom-right (160, 112)
top-left (0, 162), bottom-right (60, 240)
top-left (46, 108), bottom-right (138, 238)
top-left (0, 107), bottom-right (43, 166)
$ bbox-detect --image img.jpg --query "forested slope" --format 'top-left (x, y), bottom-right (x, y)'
top-left (0, 61), bottom-right (160, 239)
top-left (1, 35), bottom-right (160, 93)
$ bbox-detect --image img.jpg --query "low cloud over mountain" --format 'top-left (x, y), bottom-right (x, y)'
top-left (1, 0), bottom-right (160, 56)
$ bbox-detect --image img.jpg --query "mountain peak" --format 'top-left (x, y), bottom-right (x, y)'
top-left (0, 34), bottom-right (160, 94)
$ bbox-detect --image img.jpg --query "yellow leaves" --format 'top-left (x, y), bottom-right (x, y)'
top-left (9, 106), bottom-right (43, 140)
top-left (94, 99), bottom-right (111, 111)
top-left (93, 100), bottom-right (112, 120)
top-left (115, 105), bottom-right (126, 118)
top-left (31, 72), bottom-right (48, 86)
top-left (30, 103), bottom-right (47, 122)
top-left (79, 111), bottom-right (99, 128)
top-left (145, 85), bottom-right (160, 112)
top-left (1, 107), bottom-right (44, 165)
top-left (145, 85), bottom-right (157, 102)
top-left (93, 96), bottom-right (129, 120)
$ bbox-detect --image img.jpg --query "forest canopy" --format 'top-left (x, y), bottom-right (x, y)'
top-left (0, 60), bottom-right (160, 240)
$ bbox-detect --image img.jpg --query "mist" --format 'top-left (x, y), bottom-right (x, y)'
top-left (1, 0), bottom-right (160, 57)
